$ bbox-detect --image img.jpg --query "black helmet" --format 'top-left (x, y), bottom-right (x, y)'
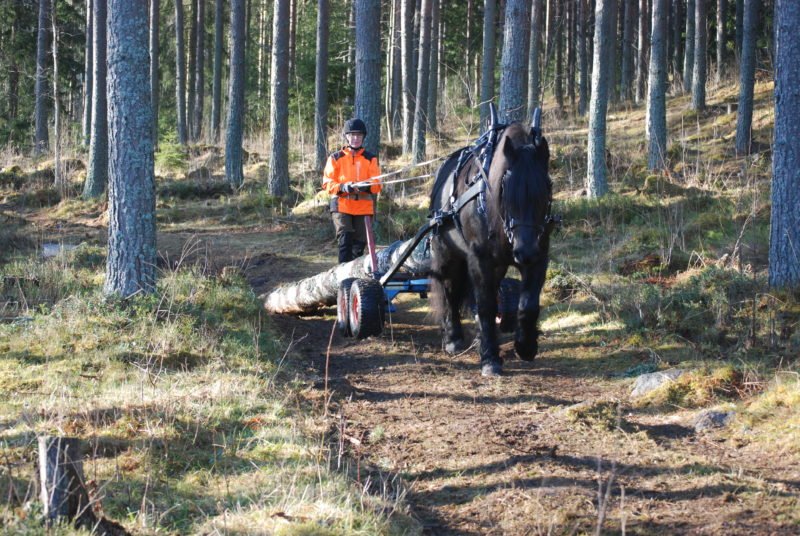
top-left (343, 118), bottom-right (367, 136)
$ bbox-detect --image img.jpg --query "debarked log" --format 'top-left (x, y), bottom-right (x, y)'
top-left (263, 238), bottom-right (431, 314)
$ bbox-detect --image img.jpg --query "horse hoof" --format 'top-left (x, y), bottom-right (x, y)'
top-left (481, 362), bottom-right (503, 377)
top-left (515, 340), bottom-right (538, 361)
top-left (445, 339), bottom-right (466, 355)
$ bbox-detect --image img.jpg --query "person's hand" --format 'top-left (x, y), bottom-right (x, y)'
top-left (339, 183), bottom-right (354, 194)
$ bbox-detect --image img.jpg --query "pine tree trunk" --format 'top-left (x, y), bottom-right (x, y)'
top-left (734, 0), bottom-right (758, 155)
top-left (555, 0), bottom-right (564, 111)
top-left (401, 0), bottom-right (416, 152)
top-left (479, 0), bottom-right (497, 129)
top-left (355, 0), bottom-right (382, 156)
top-left (647, 0), bottom-right (668, 169)
top-left (691, 0), bottom-right (707, 110)
top-left (211, 0), bottom-right (223, 142)
top-left (769, 0), bottom-right (800, 288)
top-left (635, 0), bottom-right (649, 103)
top-left (267, 0), bottom-right (289, 194)
top-left (427, 0), bottom-right (440, 133)
top-left (192, 0), bottom-right (205, 140)
top-left (608, 0), bottom-right (619, 102)
top-left (735, 0), bottom-right (743, 62)
top-left (257, 0), bottom-right (266, 99)
top-left (528, 0), bottom-right (544, 114)
top-left (578, 0), bottom-right (589, 115)
top-left (105, 0), bottom-right (157, 297)
top-left (82, 0), bottom-right (93, 147)
top-left (175, 0), bottom-right (188, 144)
top-left (288, 0), bottom-right (297, 77)
top-left (621, 0), bottom-right (636, 101)
top-left (52, 2), bottom-right (62, 190)
top-left (716, 0), bottom-right (727, 82)
top-left (673, 0), bottom-right (684, 78)
top-left (587, 0), bottom-right (614, 198)
top-left (314, 0), bottom-right (330, 173)
top-left (683, 0), bottom-right (695, 92)
top-left (34, 0), bottom-right (50, 156)
top-left (389, 0), bottom-right (402, 138)
top-left (83, 0), bottom-right (108, 199)
top-left (150, 0), bottom-right (160, 148)
top-left (188, 0), bottom-right (198, 137)
top-left (412, 0), bottom-right (432, 162)
top-left (567, 0), bottom-right (577, 108)
top-left (226, 0), bottom-right (247, 188)
top-left (499, 0), bottom-right (531, 122)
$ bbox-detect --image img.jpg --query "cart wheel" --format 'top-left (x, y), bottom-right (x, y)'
top-left (498, 278), bottom-right (521, 333)
top-left (349, 278), bottom-right (385, 339)
top-left (337, 278), bottom-right (356, 337)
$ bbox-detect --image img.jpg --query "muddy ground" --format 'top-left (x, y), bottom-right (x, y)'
top-left (28, 213), bottom-right (800, 535)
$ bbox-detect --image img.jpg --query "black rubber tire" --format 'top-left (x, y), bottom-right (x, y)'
top-left (337, 278), bottom-right (356, 337)
top-left (497, 278), bottom-right (521, 333)
top-left (349, 278), bottom-right (385, 339)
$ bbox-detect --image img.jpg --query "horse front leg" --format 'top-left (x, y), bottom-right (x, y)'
top-left (515, 260), bottom-right (548, 361)
top-left (468, 254), bottom-right (501, 376)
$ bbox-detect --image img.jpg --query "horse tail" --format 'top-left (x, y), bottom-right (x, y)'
top-left (428, 269), bottom-right (447, 325)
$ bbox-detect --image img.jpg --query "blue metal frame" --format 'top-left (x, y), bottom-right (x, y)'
top-left (382, 278), bottom-right (429, 312)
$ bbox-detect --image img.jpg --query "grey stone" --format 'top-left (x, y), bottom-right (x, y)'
top-left (694, 410), bottom-right (735, 432)
top-left (630, 368), bottom-right (685, 398)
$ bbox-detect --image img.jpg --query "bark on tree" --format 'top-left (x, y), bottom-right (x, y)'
top-left (388, 0), bottom-right (402, 138)
top-left (499, 0), bottom-right (531, 122)
top-left (621, 0), bottom-right (636, 101)
top-left (34, 0), bottom-right (50, 156)
top-left (105, 0), bottom-right (157, 297)
top-left (673, 0), bottom-right (683, 77)
top-left (314, 0), bottom-right (330, 173)
top-left (211, 0), bottom-right (223, 142)
top-left (479, 0), bottom-right (497, 129)
top-left (188, 0), bottom-right (197, 136)
top-left (267, 0), bottom-right (289, 194)
top-left (528, 0), bottom-right (544, 115)
top-left (82, 0), bottom-right (93, 146)
top-left (52, 2), bottom-right (62, 189)
top-left (427, 0), bottom-right (440, 133)
top-left (401, 0), bottom-right (416, 152)
top-left (555, 0), bottom-right (564, 111)
top-left (578, 0), bottom-right (589, 115)
top-left (735, 0), bottom-right (758, 155)
top-left (567, 0), bottom-right (576, 107)
top-left (586, 0), bottom-right (614, 198)
top-left (769, 0), bottom-right (800, 288)
top-left (288, 0), bottom-right (297, 77)
top-left (175, 0), bottom-right (188, 144)
top-left (735, 0), bottom-right (743, 61)
top-left (412, 0), bottom-right (432, 163)
top-left (226, 0), bottom-right (247, 188)
top-left (83, 0), bottom-right (108, 199)
top-left (150, 0), bottom-right (160, 148)
top-left (257, 0), bottom-right (266, 99)
top-left (716, 0), bottom-right (727, 82)
top-left (691, 0), bottom-right (707, 110)
top-left (635, 0), bottom-right (649, 103)
top-left (683, 0), bottom-right (695, 92)
top-left (192, 0), bottom-right (205, 140)
top-left (355, 0), bottom-right (382, 156)
top-left (647, 0), bottom-right (668, 170)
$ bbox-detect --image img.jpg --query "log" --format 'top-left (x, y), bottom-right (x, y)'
top-left (263, 238), bottom-right (432, 314)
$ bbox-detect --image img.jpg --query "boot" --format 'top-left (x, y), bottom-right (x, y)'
top-left (338, 232), bottom-right (354, 264)
top-left (352, 240), bottom-right (366, 259)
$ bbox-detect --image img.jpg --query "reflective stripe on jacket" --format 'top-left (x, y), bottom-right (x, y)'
top-left (322, 146), bottom-right (381, 216)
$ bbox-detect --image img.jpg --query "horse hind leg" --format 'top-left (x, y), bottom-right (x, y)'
top-left (429, 254), bottom-right (467, 355)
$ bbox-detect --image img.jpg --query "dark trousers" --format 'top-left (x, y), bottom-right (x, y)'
top-left (332, 213), bottom-right (369, 263)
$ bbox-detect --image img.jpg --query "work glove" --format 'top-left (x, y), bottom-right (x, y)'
top-left (339, 183), bottom-right (354, 194)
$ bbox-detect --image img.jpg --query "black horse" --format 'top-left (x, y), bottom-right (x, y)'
top-left (428, 116), bottom-right (554, 376)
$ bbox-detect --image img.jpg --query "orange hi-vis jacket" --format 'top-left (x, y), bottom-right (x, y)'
top-left (323, 146), bottom-right (382, 216)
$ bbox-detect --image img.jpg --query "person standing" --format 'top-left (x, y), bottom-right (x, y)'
top-left (323, 118), bottom-right (382, 263)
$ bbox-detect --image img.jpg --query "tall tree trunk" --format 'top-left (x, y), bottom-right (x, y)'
top-left (635, 0), bottom-right (649, 102)
top-left (150, 0), bottom-right (160, 148)
top-left (691, 0), bottom-right (707, 110)
top-left (427, 0), bottom-right (440, 132)
top-left (257, 0), bottom-right (266, 98)
top-left (51, 2), bottom-right (62, 189)
top-left (355, 0), bottom-right (382, 156)
top-left (647, 0), bottom-right (668, 169)
top-left (188, 0), bottom-right (198, 137)
top-left (769, 0), bottom-right (800, 288)
top-left (673, 0), bottom-right (684, 78)
top-left (82, 0), bottom-right (93, 146)
top-left (587, 0), bottom-right (614, 198)
top-left (479, 0), bottom-right (497, 128)
top-left (226, 0), bottom-right (247, 188)
top-left (621, 0), bottom-right (636, 101)
top-left (192, 0), bottom-right (205, 140)
top-left (546, 0), bottom-right (556, 65)
top-left (734, 0), bottom-right (743, 63)
top-left (715, 0), bottom-right (727, 82)
top-left (288, 0), bottom-right (297, 77)
top-left (401, 0), bottom-right (415, 152)
top-left (567, 0), bottom-right (577, 108)
top-left (466, 0), bottom-right (473, 102)
top-left (499, 0), bottom-right (531, 122)
top-left (555, 0), bottom-right (564, 111)
top-left (175, 0), bottom-right (188, 144)
top-left (608, 0), bottom-right (620, 102)
top-left (84, 0), bottom-right (108, 199)
top-left (267, 0), bottom-right (289, 194)
top-left (34, 0), bottom-right (50, 156)
top-left (683, 0), bottom-right (695, 92)
top-left (105, 0), bottom-right (157, 297)
top-left (412, 0), bottom-right (432, 162)
top-left (528, 0), bottom-right (544, 114)
top-left (389, 0), bottom-right (402, 138)
top-left (211, 0), bottom-right (223, 142)
top-left (734, 0), bottom-right (758, 155)
top-left (578, 0), bottom-right (589, 114)
top-left (345, 0), bottom-right (355, 109)
top-left (314, 0), bottom-right (330, 173)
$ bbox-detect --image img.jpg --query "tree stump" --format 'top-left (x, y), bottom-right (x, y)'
top-left (38, 436), bottom-right (91, 525)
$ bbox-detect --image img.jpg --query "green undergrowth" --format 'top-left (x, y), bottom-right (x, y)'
top-left (0, 250), bottom-right (415, 534)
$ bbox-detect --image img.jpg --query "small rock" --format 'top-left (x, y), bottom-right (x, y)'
top-left (694, 410), bottom-right (735, 432)
top-left (630, 368), bottom-right (685, 398)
